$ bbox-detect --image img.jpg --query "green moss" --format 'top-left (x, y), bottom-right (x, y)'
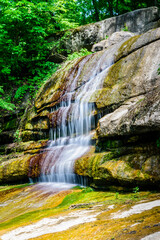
top-left (57, 191), bottom-right (83, 208)
top-left (127, 136), bottom-right (139, 143)
top-left (0, 209), bottom-right (54, 230)
top-left (0, 183), bottom-right (32, 192)
top-left (101, 152), bottom-right (117, 164)
top-left (103, 59), bottom-right (123, 88)
top-left (21, 130), bottom-right (48, 142)
top-left (116, 35), bottom-right (140, 61)
top-left (3, 118), bottom-right (17, 131)
top-left (58, 188), bottom-right (129, 209)
top-left (96, 139), bottom-right (123, 152)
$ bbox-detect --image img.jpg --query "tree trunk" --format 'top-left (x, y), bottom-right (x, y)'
top-left (108, 0), bottom-right (114, 17)
top-left (92, 0), bottom-right (100, 21)
top-left (116, 0), bottom-right (119, 15)
top-left (154, 0), bottom-right (157, 6)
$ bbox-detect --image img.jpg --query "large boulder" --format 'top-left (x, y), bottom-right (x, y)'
top-left (48, 7), bottom-right (160, 54)
top-left (97, 89), bottom-right (160, 138)
top-left (91, 31), bottom-right (135, 52)
top-left (97, 28), bottom-right (160, 137)
top-left (75, 148), bottom-right (160, 188)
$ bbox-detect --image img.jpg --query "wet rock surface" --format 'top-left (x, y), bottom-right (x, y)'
top-left (0, 184), bottom-right (160, 240)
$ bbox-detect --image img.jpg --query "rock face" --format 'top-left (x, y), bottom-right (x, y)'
top-left (49, 6), bottom-right (160, 54)
top-left (0, 25), bottom-right (160, 188)
top-left (91, 31), bottom-right (135, 52)
top-left (0, 140), bottom-right (48, 184)
top-left (84, 28), bottom-right (160, 188)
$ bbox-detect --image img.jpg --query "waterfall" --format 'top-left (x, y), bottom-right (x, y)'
top-left (38, 47), bottom-right (117, 186)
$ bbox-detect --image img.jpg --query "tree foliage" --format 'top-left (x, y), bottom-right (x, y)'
top-left (0, 0), bottom-right (159, 105)
top-left (67, 48), bottom-right (92, 61)
top-left (0, 0), bottom-right (78, 101)
top-left (0, 86), bottom-right (16, 110)
top-left (75, 0), bottom-right (160, 25)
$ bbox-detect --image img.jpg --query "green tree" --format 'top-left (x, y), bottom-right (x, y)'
top-left (0, 86), bottom-right (16, 110)
top-left (75, 0), bottom-right (160, 24)
top-left (0, 0), bottom-right (78, 99)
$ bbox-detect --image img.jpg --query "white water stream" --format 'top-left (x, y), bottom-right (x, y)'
top-left (38, 47), bottom-right (117, 186)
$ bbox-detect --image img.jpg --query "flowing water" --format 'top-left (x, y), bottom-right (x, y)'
top-left (38, 47), bottom-right (118, 186)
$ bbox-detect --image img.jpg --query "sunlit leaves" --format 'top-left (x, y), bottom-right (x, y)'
top-left (0, 86), bottom-right (16, 110)
top-left (0, 0), bottom-right (79, 91)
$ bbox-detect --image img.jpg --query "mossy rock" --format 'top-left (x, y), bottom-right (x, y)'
top-left (75, 148), bottom-right (160, 188)
top-left (3, 118), bottom-right (18, 131)
top-left (0, 154), bottom-right (32, 184)
top-left (21, 131), bottom-right (49, 142)
top-left (4, 140), bottom-right (48, 154)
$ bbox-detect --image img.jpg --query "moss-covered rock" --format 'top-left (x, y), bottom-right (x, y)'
top-left (21, 130), bottom-right (48, 142)
top-left (115, 27), bottom-right (160, 61)
top-left (5, 140), bottom-right (48, 154)
top-left (0, 154), bottom-right (31, 183)
top-left (0, 140), bottom-right (49, 183)
top-left (75, 149), bottom-right (160, 188)
top-left (91, 40), bottom-right (160, 109)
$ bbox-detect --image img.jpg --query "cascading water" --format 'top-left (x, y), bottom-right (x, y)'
top-left (38, 46), bottom-right (118, 187)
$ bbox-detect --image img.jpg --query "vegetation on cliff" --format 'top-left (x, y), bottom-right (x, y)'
top-left (0, 0), bottom-right (159, 108)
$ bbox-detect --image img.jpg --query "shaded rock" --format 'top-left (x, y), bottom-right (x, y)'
top-left (5, 140), bottom-right (48, 154)
top-left (0, 109), bottom-right (25, 145)
top-left (91, 40), bottom-right (107, 52)
top-left (0, 131), bottom-right (14, 145)
top-left (21, 130), bottom-right (48, 142)
top-left (48, 53), bottom-right (67, 63)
